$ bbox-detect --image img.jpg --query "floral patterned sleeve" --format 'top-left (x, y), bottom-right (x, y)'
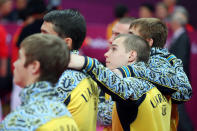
top-left (82, 56), bottom-right (154, 101)
top-left (117, 48), bottom-right (192, 103)
top-left (97, 94), bottom-right (113, 126)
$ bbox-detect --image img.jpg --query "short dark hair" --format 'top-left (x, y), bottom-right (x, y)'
top-left (140, 3), bottom-right (155, 13)
top-left (26, 0), bottom-right (46, 15)
top-left (114, 4), bottom-right (128, 18)
top-left (129, 18), bottom-right (168, 48)
top-left (21, 33), bottom-right (70, 84)
top-left (114, 34), bottom-right (150, 63)
top-left (43, 9), bottom-right (86, 50)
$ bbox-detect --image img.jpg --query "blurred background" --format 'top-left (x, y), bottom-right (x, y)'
top-left (0, 0), bottom-right (197, 130)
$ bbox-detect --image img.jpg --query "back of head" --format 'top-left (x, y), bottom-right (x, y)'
top-left (130, 18), bottom-right (167, 48)
top-left (43, 9), bottom-right (86, 50)
top-left (25, 0), bottom-right (46, 16)
top-left (21, 33), bottom-right (70, 84)
top-left (115, 34), bottom-right (150, 63)
top-left (114, 4), bottom-right (128, 18)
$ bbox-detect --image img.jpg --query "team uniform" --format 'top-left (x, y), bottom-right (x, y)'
top-left (117, 47), bottom-right (192, 102)
top-left (117, 47), bottom-right (192, 130)
top-left (0, 81), bottom-right (78, 131)
top-left (55, 50), bottom-right (99, 131)
top-left (97, 93), bottom-right (113, 131)
top-left (79, 47), bottom-right (191, 130)
top-left (112, 87), bottom-right (171, 131)
top-left (81, 57), bottom-right (172, 131)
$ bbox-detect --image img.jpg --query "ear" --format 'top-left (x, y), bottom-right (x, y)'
top-left (64, 37), bottom-right (73, 49)
top-left (29, 60), bottom-right (40, 75)
top-left (128, 50), bottom-right (137, 63)
top-left (146, 38), bottom-right (153, 47)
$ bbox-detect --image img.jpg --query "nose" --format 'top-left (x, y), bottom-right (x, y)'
top-left (13, 60), bottom-right (17, 68)
top-left (104, 51), bottom-right (109, 58)
top-left (109, 34), bottom-right (115, 44)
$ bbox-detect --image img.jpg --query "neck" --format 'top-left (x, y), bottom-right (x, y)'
top-left (25, 75), bottom-right (39, 87)
top-left (172, 25), bottom-right (182, 32)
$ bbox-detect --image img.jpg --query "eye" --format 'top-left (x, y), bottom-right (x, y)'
top-left (111, 47), bottom-right (117, 51)
top-left (41, 30), bottom-right (47, 34)
top-left (112, 32), bottom-right (120, 37)
top-left (129, 31), bottom-right (133, 34)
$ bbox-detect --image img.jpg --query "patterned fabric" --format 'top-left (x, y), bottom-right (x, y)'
top-left (97, 94), bottom-right (113, 126)
top-left (83, 57), bottom-right (155, 101)
top-left (55, 50), bottom-right (99, 131)
top-left (0, 81), bottom-right (71, 131)
top-left (55, 69), bottom-right (88, 102)
top-left (55, 50), bottom-right (88, 102)
top-left (118, 48), bottom-right (192, 102)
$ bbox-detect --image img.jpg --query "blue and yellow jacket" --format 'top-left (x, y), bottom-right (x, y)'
top-left (117, 48), bottom-right (192, 103)
top-left (55, 50), bottom-right (99, 131)
top-left (82, 48), bottom-right (190, 130)
top-left (0, 81), bottom-right (78, 131)
top-left (82, 56), bottom-right (172, 131)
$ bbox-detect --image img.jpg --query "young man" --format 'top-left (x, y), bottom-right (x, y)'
top-left (68, 18), bottom-right (192, 130)
top-left (127, 18), bottom-right (191, 102)
top-left (0, 33), bottom-right (78, 131)
top-left (115, 18), bottom-right (192, 130)
top-left (41, 9), bottom-right (98, 131)
top-left (69, 34), bottom-right (172, 130)
top-left (109, 17), bottom-right (135, 43)
top-left (98, 17), bottom-right (135, 130)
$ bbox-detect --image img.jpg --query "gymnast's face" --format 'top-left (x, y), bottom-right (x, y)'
top-left (105, 37), bottom-right (131, 70)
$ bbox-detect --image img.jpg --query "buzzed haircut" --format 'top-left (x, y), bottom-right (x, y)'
top-left (43, 9), bottom-right (86, 50)
top-left (21, 33), bottom-right (70, 84)
top-left (119, 17), bottom-right (136, 25)
top-left (129, 18), bottom-right (168, 48)
top-left (114, 34), bottom-right (150, 63)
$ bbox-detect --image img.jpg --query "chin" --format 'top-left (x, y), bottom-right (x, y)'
top-left (14, 80), bottom-right (24, 88)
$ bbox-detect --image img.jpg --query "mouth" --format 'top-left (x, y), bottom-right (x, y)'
top-left (105, 61), bottom-right (110, 64)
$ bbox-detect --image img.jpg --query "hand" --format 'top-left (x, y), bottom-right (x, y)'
top-left (68, 54), bottom-right (85, 70)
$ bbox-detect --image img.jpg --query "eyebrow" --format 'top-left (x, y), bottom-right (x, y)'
top-left (111, 44), bottom-right (118, 47)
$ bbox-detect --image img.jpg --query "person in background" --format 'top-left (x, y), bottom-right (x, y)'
top-left (169, 7), bottom-right (191, 77)
top-left (109, 17), bottom-right (135, 44)
top-left (0, 0), bottom-right (13, 22)
top-left (155, 2), bottom-right (170, 23)
top-left (0, 33), bottom-right (79, 131)
top-left (47, 0), bottom-right (62, 11)
top-left (106, 4), bottom-right (129, 40)
top-left (16, 0), bottom-right (47, 47)
top-left (138, 3), bottom-right (155, 18)
top-left (169, 7), bottom-right (194, 131)
top-left (162, 0), bottom-right (195, 32)
top-left (163, 0), bottom-right (176, 14)
top-left (8, 0), bottom-right (28, 22)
